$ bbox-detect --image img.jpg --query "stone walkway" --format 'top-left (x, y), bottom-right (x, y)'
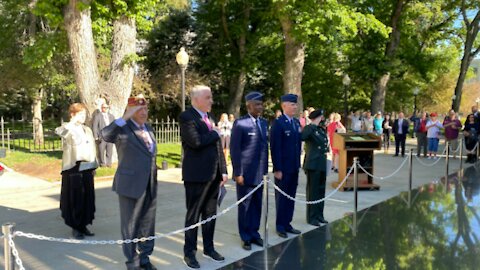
top-left (0, 139), bottom-right (470, 270)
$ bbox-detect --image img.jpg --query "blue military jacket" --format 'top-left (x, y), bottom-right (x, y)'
top-left (301, 124), bottom-right (329, 172)
top-left (230, 115), bottom-right (269, 185)
top-left (270, 114), bottom-right (302, 173)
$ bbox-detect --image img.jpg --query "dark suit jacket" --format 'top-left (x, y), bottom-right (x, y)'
top-left (301, 124), bottom-right (329, 172)
top-left (101, 119), bottom-right (157, 199)
top-left (270, 114), bottom-right (302, 173)
top-left (229, 115), bottom-right (268, 186)
top-left (392, 118), bottom-right (410, 137)
top-left (179, 107), bottom-right (227, 183)
top-left (92, 111), bottom-right (115, 141)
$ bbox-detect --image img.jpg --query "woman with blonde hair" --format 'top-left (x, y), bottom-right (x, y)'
top-left (218, 113), bottom-right (233, 159)
top-left (327, 113), bottom-right (346, 173)
top-left (55, 103), bottom-right (98, 239)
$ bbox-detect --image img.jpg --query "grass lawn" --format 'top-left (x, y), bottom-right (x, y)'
top-left (0, 143), bottom-right (182, 181)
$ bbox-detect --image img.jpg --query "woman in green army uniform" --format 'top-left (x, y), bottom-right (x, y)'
top-left (301, 109), bottom-right (330, 226)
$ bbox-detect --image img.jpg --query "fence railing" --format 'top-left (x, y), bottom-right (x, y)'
top-left (0, 117), bottom-right (181, 153)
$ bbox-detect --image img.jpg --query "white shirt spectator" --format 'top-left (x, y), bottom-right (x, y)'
top-left (426, 120), bottom-right (443, 138)
top-left (350, 115), bottom-right (362, 131)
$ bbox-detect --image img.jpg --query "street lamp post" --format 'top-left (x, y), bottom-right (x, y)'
top-left (413, 87), bottom-right (419, 116)
top-left (176, 47), bottom-right (189, 112)
top-left (342, 74), bottom-right (351, 124)
top-left (476, 97), bottom-right (480, 108)
top-left (451, 94), bottom-right (456, 110)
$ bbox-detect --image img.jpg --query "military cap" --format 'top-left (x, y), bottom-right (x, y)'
top-left (280, 94), bottom-right (298, 103)
top-left (308, 109), bottom-right (324, 120)
top-left (127, 94), bottom-right (147, 106)
top-left (245, 91), bottom-right (264, 102)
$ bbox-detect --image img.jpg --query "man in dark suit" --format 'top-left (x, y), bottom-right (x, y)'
top-left (392, 112), bottom-right (410, 157)
top-left (179, 85), bottom-right (228, 269)
top-left (101, 95), bottom-right (158, 270)
top-left (270, 94), bottom-right (302, 238)
top-left (92, 101), bottom-right (115, 167)
top-left (230, 91), bottom-right (269, 250)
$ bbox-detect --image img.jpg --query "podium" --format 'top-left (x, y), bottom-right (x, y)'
top-left (332, 133), bottom-right (381, 191)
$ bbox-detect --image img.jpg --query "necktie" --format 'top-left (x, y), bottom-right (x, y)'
top-left (203, 114), bottom-right (212, 131)
top-left (140, 127), bottom-right (152, 151)
top-left (255, 118), bottom-right (262, 136)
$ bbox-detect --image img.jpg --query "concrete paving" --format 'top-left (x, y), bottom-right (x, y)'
top-left (0, 139), bottom-right (472, 270)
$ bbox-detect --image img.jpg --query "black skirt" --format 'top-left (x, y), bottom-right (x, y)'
top-left (60, 163), bottom-right (96, 230)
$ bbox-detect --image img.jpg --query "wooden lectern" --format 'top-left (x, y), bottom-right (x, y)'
top-left (332, 133), bottom-right (382, 191)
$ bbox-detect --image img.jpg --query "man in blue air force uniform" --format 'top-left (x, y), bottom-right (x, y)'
top-left (270, 94), bottom-right (302, 238)
top-left (230, 91), bottom-right (269, 250)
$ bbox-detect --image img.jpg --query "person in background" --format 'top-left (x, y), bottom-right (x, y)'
top-left (218, 113), bottom-right (233, 160)
top-left (230, 91), bottom-right (268, 251)
top-left (299, 110), bottom-right (310, 131)
top-left (392, 112), bottom-right (409, 157)
top-left (382, 114), bottom-right (393, 152)
top-left (275, 109), bottom-right (282, 119)
top-left (426, 112), bottom-right (443, 159)
top-left (327, 113), bottom-right (345, 173)
top-left (229, 114), bottom-right (235, 124)
top-left (92, 100), bottom-right (115, 167)
top-left (463, 113), bottom-right (479, 163)
top-left (349, 111), bottom-right (362, 132)
top-left (55, 103), bottom-right (97, 240)
top-left (362, 111), bottom-right (374, 133)
top-left (270, 94), bottom-right (302, 239)
top-left (413, 112), bottom-right (429, 157)
top-left (179, 85), bottom-right (228, 269)
top-left (443, 109), bottom-right (462, 159)
top-left (101, 95), bottom-right (158, 270)
top-left (373, 112), bottom-right (384, 136)
top-left (302, 109), bottom-right (330, 226)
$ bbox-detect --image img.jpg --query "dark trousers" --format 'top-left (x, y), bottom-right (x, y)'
top-left (97, 141), bottom-right (113, 166)
top-left (383, 130), bottom-right (391, 150)
top-left (416, 132), bottom-right (428, 157)
top-left (275, 171), bottom-right (299, 232)
top-left (118, 182), bottom-right (157, 269)
top-left (395, 134), bottom-right (407, 156)
top-left (306, 170), bottom-right (326, 223)
top-left (236, 183), bottom-right (263, 241)
top-left (184, 175), bottom-right (220, 257)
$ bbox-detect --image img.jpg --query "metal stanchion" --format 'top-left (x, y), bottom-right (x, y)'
top-left (353, 157), bottom-right (359, 237)
top-left (445, 141), bottom-right (450, 189)
top-left (2, 222), bottom-right (16, 270)
top-left (459, 138), bottom-right (463, 171)
top-left (408, 149), bottom-right (413, 207)
top-left (262, 175), bottom-right (269, 249)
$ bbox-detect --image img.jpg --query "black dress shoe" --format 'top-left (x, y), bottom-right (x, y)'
top-left (308, 221), bottom-right (321, 227)
top-left (81, 227), bottom-right (95, 236)
top-left (140, 262), bottom-right (157, 270)
top-left (318, 217), bottom-right (329, 224)
top-left (72, 229), bottom-right (84, 240)
top-left (242, 240), bottom-right (252, 250)
top-left (286, 228), bottom-right (301, 234)
top-left (251, 238), bottom-right (264, 247)
top-left (277, 231), bottom-right (288, 238)
top-left (183, 255), bottom-right (200, 269)
top-left (203, 250), bottom-right (225, 262)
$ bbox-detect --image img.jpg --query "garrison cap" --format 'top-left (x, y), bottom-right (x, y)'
top-left (245, 91), bottom-right (264, 102)
top-left (308, 109), bottom-right (324, 120)
top-left (280, 94), bottom-right (298, 103)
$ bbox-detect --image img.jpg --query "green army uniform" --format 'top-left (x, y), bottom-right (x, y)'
top-left (301, 123), bottom-right (329, 225)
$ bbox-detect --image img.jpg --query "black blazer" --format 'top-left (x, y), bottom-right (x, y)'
top-left (392, 118), bottom-right (410, 137)
top-left (179, 107), bottom-right (227, 183)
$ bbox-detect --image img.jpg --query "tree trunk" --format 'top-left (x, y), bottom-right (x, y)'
top-left (278, 11), bottom-right (305, 113)
top-left (227, 71), bottom-right (247, 117)
top-left (106, 16), bottom-right (136, 117)
top-left (63, 0), bottom-right (101, 116)
top-left (32, 88), bottom-right (44, 145)
top-left (371, 0), bottom-right (405, 113)
top-left (453, 9), bottom-right (480, 112)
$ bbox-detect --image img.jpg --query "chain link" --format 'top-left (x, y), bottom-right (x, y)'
top-left (414, 145), bottom-right (447, 167)
top-left (8, 234), bottom-right (26, 270)
top-left (14, 182), bottom-right (264, 245)
top-left (271, 166), bottom-right (354, 204)
top-left (358, 155), bottom-right (409, 180)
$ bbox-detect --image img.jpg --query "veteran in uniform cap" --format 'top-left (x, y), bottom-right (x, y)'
top-left (270, 93), bottom-right (302, 238)
top-left (230, 91), bottom-right (269, 250)
top-left (101, 94), bottom-right (158, 270)
top-left (301, 109), bottom-right (330, 226)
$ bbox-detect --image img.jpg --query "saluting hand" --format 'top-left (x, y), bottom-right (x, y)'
top-left (235, 175), bottom-right (244, 186)
top-left (274, 171), bottom-right (283, 180)
top-left (122, 105), bottom-right (146, 121)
